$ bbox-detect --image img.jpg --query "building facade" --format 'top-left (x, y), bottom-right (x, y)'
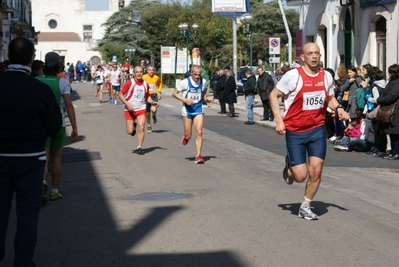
top-left (292, 0), bottom-right (398, 77)
top-left (1, 0), bottom-right (35, 62)
top-left (32, 0), bottom-right (126, 65)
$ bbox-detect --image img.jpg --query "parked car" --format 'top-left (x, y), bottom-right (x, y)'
top-left (236, 66), bottom-right (277, 94)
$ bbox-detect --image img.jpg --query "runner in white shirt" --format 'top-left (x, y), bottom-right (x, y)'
top-left (110, 64), bottom-right (122, 105)
top-left (104, 65), bottom-right (113, 103)
top-left (94, 65), bottom-right (105, 103)
top-left (90, 63), bottom-right (97, 84)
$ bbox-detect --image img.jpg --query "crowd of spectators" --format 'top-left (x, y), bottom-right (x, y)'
top-left (326, 63), bottom-right (399, 160)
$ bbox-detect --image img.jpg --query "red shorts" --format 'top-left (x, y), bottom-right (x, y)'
top-left (107, 82), bottom-right (112, 87)
top-left (124, 109), bottom-right (146, 120)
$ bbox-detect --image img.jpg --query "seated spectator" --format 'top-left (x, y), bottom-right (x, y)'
top-left (348, 110), bottom-right (374, 152)
top-left (334, 119), bottom-right (360, 151)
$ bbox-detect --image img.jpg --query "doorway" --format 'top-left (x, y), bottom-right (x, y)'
top-left (375, 17), bottom-right (386, 74)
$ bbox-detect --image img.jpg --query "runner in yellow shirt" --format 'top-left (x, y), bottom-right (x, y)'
top-left (142, 65), bottom-right (162, 133)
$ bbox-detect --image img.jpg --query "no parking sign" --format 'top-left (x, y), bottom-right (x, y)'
top-left (269, 37), bottom-right (280, 55)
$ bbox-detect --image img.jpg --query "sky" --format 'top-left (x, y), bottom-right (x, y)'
top-left (85, 0), bottom-right (277, 11)
top-left (85, 0), bottom-right (186, 11)
top-left (86, 0), bottom-right (108, 11)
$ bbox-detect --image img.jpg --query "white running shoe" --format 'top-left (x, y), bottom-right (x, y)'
top-left (298, 204), bottom-right (319, 220)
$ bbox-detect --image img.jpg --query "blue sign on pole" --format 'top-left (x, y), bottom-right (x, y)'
top-left (360, 0), bottom-right (396, 8)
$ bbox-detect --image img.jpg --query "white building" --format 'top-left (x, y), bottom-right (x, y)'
top-left (1, 0), bottom-right (35, 62)
top-left (32, 0), bottom-right (126, 65)
top-left (288, 0), bottom-right (398, 76)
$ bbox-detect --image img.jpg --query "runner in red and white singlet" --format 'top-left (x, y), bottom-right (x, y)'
top-left (119, 66), bottom-right (159, 155)
top-left (270, 42), bottom-right (349, 220)
top-left (278, 67), bottom-right (332, 132)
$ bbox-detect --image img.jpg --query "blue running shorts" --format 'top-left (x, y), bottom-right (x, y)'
top-left (285, 125), bottom-right (326, 166)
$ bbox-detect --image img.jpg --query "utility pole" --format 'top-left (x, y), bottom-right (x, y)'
top-left (278, 0), bottom-right (292, 64)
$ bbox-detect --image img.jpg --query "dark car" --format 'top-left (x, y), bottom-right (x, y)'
top-left (274, 71), bottom-right (284, 83)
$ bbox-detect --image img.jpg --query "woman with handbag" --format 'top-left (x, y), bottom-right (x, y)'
top-left (328, 66), bottom-right (348, 142)
top-left (341, 66), bottom-right (363, 118)
top-left (368, 64), bottom-right (399, 160)
top-left (364, 69), bottom-right (387, 156)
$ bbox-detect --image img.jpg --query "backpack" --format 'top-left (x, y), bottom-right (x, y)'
top-left (362, 83), bottom-right (384, 111)
top-left (357, 87), bottom-right (367, 109)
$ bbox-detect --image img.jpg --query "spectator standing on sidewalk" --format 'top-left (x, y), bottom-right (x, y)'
top-left (224, 70), bottom-right (238, 117)
top-left (0, 37), bottom-right (62, 267)
top-left (82, 61), bottom-right (88, 82)
top-left (369, 64), bottom-right (399, 160)
top-left (365, 69), bottom-right (387, 157)
top-left (68, 62), bottom-right (74, 83)
top-left (243, 69), bottom-right (257, 125)
top-left (201, 66), bottom-right (210, 109)
top-left (215, 69), bottom-right (227, 114)
top-left (75, 60), bottom-right (83, 82)
top-left (256, 66), bottom-right (275, 121)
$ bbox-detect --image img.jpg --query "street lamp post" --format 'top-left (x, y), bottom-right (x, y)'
top-left (285, 43), bottom-right (289, 62)
top-left (124, 48), bottom-right (135, 65)
top-left (240, 14), bottom-right (253, 70)
top-left (178, 22), bottom-right (198, 72)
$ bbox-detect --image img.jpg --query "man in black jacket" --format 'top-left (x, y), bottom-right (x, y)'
top-left (257, 67), bottom-right (275, 121)
top-left (0, 37), bottom-right (62, 267)
top-left (224, 70), bottom-right (238, 117)
top-left (215, 69), bottom-right (227, 114)
top-left (243, 69), bottom-right (257, 125)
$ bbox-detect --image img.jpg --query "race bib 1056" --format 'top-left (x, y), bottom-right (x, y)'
top-left (302, 91), bottom-right (325, 111)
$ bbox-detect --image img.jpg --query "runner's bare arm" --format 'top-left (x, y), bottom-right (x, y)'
top-left (328, 95), bottom-right (349, 120)
top-left (118, 92), bottom-right (134, 111)
top-left (270, 87), bottom-right (286, 135)
top-left (172, 88), bottom-right (193, 105)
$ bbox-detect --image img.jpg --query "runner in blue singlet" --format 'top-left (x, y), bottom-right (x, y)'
top-left (172, 65), bottom-right (213, 164)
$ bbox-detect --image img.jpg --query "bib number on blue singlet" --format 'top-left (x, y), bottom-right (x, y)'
top-left (187, 92), bottom-right (201, 103)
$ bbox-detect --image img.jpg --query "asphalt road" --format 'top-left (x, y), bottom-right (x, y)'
top-left (3, 82), bottom-right (399, 267)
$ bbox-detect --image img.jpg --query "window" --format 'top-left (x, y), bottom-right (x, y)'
top-left (119, 1), bottom-right (125, 9)
top-left (48, 19), bottom-right (57, 29)
top-left (83, 32), bottom-right (92, 43)
top-left (83, 25), bottom-right (93, 43)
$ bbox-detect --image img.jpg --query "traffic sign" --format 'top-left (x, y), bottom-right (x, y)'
top-left (269, 57), bottom-right (280, 64)
top-left (269, 37), bottom-right (280, 55)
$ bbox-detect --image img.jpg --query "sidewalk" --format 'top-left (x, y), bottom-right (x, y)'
top-left (161, 88), bottom-right (283, 129)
